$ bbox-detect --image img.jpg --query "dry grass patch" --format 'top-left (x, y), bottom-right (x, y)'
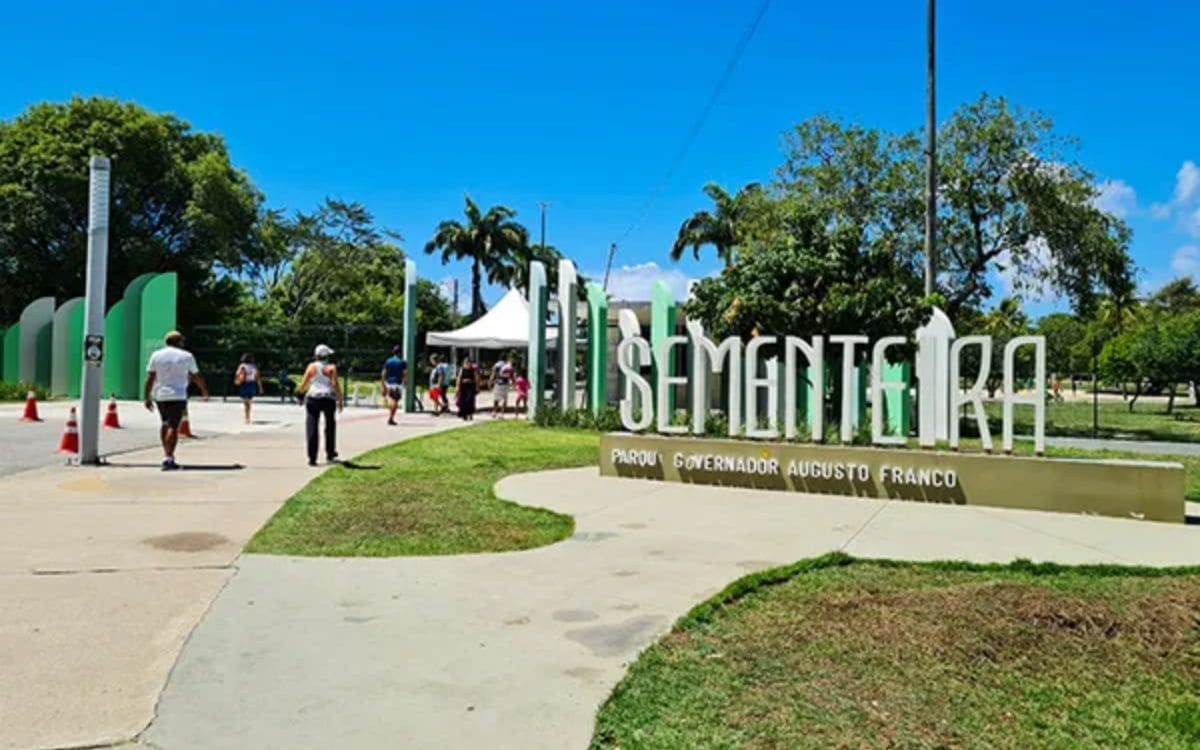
top-left (592, 555), bottom-right (1200, 750)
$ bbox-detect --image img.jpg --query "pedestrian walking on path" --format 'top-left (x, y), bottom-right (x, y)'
top-left (143, 330), bottom-right (209, 470)
top-left (429, 353), bottom-right (451, 415)
top-left (235, 353), bottom-right (263, 424)
top-left (381, 345), bottom-right (407, 426)
top-left (490, 351), bottom-right (515, 419)
top-left (298, 344), bottom-right (343, 466)
top-left (456, 356), bottom-right (481, 421)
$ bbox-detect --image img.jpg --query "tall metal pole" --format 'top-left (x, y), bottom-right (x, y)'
top-left (602, 242), bottom-right (617, 292)
top-left (923, 0), bottom-right (937, 297)
top-left (538, 201), bottom-right (547, 251)
top-left (80, 156), bottom-right (111, 464)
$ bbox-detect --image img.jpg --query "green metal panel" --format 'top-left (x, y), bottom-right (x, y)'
top-left (103, 300), bottom-right (127, 398)
top-left (402, 261), bottom-right (417, 413)
top-left (527, 262), bottom-right (548, 417)
top-left (19, 297), bottom-right (55, 388)
top-left (2, 326), bottom-right (18, 382)
top-left (882, 361), bottom-right (912, 437)
top-left (650, 281), bottom-right (676, 416)
top-left (585, 283), bottom-right (608, 413)
top-left (51, 298), bottom-right (85, 397)
top-left (138, 273), bottom-right (177, 378)
top-left (121, 273), bottom-right (155, 399)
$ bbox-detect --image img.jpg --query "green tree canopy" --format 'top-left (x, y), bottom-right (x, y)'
top-left (0, 97), bottom-right (261, 328)
top-left (424, 195), bottom-right (530, 319)
top-left (674, 94), bottom-right (1135, 323)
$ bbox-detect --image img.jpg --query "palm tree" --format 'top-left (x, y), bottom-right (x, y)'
top-left (502, 242), bottom-right (564, 295)
top-left (425, 195), bottom-right (529, 319)
top-left (670, 182), bottom-right (763, 266)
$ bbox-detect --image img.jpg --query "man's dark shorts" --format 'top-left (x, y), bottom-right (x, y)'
top-left (156, 400), bottom-right (187, 428)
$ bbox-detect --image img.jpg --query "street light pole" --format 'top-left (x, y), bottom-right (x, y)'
top-left (538, 201), bottom-right (548, 251)
top-left (80, 156), bottom-right (111, 465)
top-left (923, 0), bottom-right (937, 297)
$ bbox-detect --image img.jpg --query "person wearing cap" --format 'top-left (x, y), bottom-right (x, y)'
top-left (297, 344), bottom-right (343, 466)
top-left (143, 330), bottom-right (209, 470)
top-left (380, 345), bottom-right (407, 426)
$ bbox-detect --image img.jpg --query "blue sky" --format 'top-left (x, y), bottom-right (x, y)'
top-left (2, 0), bottom-right (1197, 314)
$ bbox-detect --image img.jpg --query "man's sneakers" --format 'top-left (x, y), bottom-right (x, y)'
top-left (387, 418), bottom-right (397, 426)
top-left (161, 457), bottom-right (180, 471)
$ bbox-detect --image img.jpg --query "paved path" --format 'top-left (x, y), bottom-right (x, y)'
top-left (141, 468), bottom-right (1200, 750)
top-left (1047, 435), bottom-right (1200, 456)
top-left (0, 407), bottom-right (460, 750)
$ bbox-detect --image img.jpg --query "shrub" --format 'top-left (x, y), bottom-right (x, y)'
top-left (0, 381), bottom-right (51, 401)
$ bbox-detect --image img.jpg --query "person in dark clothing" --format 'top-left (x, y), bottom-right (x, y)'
top-left (381, 345), bottom-right (407, 426)
top-left (456, 356), bottom-right (481, 421)
top-left (297, 344), bottom-right (343, 466)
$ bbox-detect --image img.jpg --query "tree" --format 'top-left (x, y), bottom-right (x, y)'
top-left (699, 95), bottom-right (1136, 320)
top-left (669, 182), bottom-right (765, 265)
top-left (1036, 313), bottom-right (1086, 389)
top-left (959, 298), bottom-right (1033, 397)
top-left (424, 195), bottom-right (529, 319)
top-left (500, 242), bottom-right (564, 295)
top-left (686, 206), bottom-right (928, 349)
top-left (0, 97), bottom-right (262, 328)
top-left (1099, 312), bottom-right (1200, 413)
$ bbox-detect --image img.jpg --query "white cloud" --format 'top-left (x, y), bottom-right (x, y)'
top-left (589, 262), bottom-right (699, 302)
top-left (1093, 179), bottom-right (1137, 218)
top-left (1174, 161), bottom-right (1200, 204)
top-left (1171, 245), bottom-right (1200, 277)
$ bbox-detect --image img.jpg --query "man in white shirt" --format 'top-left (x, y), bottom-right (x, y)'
top-left (143, 330), bottom-right (208, 470)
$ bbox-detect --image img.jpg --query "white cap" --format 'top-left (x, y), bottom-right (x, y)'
top-left (314, 344), bottom-right (334, 358)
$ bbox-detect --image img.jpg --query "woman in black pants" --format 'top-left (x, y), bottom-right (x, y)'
top-left (297, 344), bottom-right (343, 465)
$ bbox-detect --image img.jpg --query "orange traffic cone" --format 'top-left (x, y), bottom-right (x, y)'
top-left (103, 395), bottom-right (121, 429)
top-left (20, 390), bottom-right (42, 422)
top-left (179, 409), bottom-right (196, 438)
top-left (58, 408), bottom-right (79, 454)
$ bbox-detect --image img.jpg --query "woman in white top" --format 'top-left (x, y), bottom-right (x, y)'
top-left (297, 344), bottom-right (343, 466)
top-left (234, 353), bottom-right (264, 424)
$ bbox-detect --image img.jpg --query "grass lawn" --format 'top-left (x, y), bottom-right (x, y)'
top-left (982, 400), bottom-right (1200, 443)
top-left (591, 554), bottom-right (1200, 750)
top-left (246, 421), bottom-right (599, 556)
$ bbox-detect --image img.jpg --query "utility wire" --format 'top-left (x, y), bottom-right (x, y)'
top-left (611, 0), bottom-right (772, 253)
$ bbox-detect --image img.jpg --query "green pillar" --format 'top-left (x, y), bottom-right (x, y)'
top-left (51, 298), bottom-right (85, 397)
top-left (3, 326), bottom-right (19, 382)
top-left (139, 273), bottom-right (178, 378)
top-left (650, 281), bottom-right (676, 416)
top-left (586, 282), bottom-right (608, 413)
top-left (883, 361), bottom-right (912, 438)
top-left (402, 260), bottom-right (417, 413)
top-left (102, 300), bottom-right (127, 397)
top-left (851, 363), bottom-right (867, 434)
top-left (527, 261), bottom-right (548, 417)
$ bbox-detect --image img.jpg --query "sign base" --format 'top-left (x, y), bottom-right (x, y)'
top-left (599, 433), bottom-right (1185, 524)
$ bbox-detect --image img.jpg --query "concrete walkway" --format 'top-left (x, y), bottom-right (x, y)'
top-left (1047, 435), bottom-right (1200, 456)
top-left (140, 468), bottom-right (1200, 750)
top-left (0, 407), bottom-right (461, 750)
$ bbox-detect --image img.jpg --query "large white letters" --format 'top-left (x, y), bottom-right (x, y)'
top-left (656, 335), bottom-right (689, 434)
top-left (617, 336), bottom-right (652, 431)
top-left (783, 336), bottom-right (824, 442)
top-left (870, 336), bottom-right (907, 445)
top-left (687, 320), bottom-right (743, 436)
top-left (830, 335), bottom-right (868, 444)
top-left (1002, 335), bottom-right (1046, 455)
top-left (745, 336), bottom-right (778, 439)
top-left (949, 336), bottom-right (992, 451)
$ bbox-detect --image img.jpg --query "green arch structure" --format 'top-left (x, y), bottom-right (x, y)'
top-left (3, 326), bottom-right (19, 382)
top-left (100, 273), bottom-right (178, 399)
top-left (51, 298), bottom-right (85, 397)
top-left (19, 297), bottom-right (55, 388)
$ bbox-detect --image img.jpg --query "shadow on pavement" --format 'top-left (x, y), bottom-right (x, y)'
top-left (337, 461), bottom-right (381, 471)
top-left (105, 462), bottom-right (246, 472)
top-left (1187, 514), bottom-right (1198, 526)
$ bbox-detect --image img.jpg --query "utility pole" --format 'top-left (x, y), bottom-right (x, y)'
top-left (538, 201), bottom-right (548, 250)
top-left (923, 0), bottom-right (937, 297)
top-left (602, 242), bottom-right (617, 292)
top-left (80, 156), bottom-right (111, 465)
top-left (451, 278), bottom-right (459, 318)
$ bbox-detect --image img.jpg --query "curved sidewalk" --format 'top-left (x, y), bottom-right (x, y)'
top-left (0, 408), bottom-right (459, 750)
top-left (140, 468), bottom-right (1200, 750)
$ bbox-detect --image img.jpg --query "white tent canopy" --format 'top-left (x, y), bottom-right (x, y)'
top-left (425, 287), bottom-right (557, 349)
